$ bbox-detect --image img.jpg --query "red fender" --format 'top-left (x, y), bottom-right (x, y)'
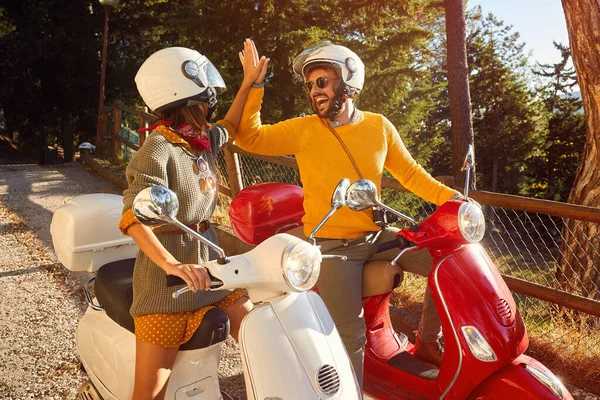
top-left (467, 354), bottom-right (573, 400)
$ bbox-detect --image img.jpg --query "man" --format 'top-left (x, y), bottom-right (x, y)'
top-left (236, 41), bottom-right (461, 386)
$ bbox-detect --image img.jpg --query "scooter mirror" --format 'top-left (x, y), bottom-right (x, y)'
top-left (460, 144), bottom-right (475, 199)
top-left (132, 186), bottom-right (179, 226)
top-left (346, 179), bottom-right (379, 211)
top-left (331, 178), bottom-right (350, 210)
top-left (309, 178), bottom-right (352, 244)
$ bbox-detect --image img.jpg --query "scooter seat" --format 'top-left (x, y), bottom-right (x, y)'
top-left (94, 258), bottom-right (230, 351)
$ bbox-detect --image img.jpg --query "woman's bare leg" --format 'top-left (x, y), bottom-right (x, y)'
top-left (224, 296), bottom-right (252, 341)
top-left (132, 338), bottom-right (179, 400)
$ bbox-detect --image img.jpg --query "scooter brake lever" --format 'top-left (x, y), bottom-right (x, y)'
top-left (321, 254), bottom-right (348, 261)
top-left (172, 280), bottom-right (223, 299)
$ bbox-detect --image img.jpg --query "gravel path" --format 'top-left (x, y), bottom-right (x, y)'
top-left (0, 161), bottom-right (597, 400)
top-left (0, 162), bottom-right (245, 399)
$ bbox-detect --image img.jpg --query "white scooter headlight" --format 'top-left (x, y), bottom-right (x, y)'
top-left (281, 241), bottom-right (321, 291)
top-left (458, 201), bottom-right (485, 243)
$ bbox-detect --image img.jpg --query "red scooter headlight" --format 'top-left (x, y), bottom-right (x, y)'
top-left (458, 202), bottom-right (485, 243)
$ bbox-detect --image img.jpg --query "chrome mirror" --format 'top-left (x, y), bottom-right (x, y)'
top-left (346, 179), bottom-right (379, 211)
top-left (132, 186), bottom-right (179, 225)
top-left (460, 144), bottom-right (474, 199)
top-left (133, 185), bottom-right (228, 265)
top-left (331, 178), bottom-right (350, 210)
top-left (309, 178), bottom-right (351, 244)
top-left (346, 179), bottom-right (417, 225)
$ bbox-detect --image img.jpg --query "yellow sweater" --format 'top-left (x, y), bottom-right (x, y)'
top-left (235, 88), bottom-right (459, 239)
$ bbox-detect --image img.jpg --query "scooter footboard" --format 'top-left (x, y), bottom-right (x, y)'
top-left (467, 355), bottom-right (572, 400)
top-left (239, 291), bottom-right (361, 400)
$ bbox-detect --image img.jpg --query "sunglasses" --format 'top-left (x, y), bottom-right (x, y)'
top-left (303, 77), bottom-right (338, 93)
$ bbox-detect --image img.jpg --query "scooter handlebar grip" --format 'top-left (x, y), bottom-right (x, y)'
top-left (166, 275), bottom-right (185, 287)
top-left (375, 236), bottom-right (409, 253)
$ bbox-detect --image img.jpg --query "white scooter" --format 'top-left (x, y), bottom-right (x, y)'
top-left (50, 179), bottom-right (361, 400)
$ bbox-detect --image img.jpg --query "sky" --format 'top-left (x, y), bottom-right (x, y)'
top-left (468, 0), bottom-right (570, 66)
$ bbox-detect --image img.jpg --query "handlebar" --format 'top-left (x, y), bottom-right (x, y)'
top-left (374, 236), bottom-right (411, 254)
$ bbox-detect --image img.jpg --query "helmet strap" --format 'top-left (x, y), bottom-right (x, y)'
top-left (327, 85), bottom-right (353, 121)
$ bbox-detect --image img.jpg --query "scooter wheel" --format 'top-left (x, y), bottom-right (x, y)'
top-left (77, 379), bottom-right (102, 400)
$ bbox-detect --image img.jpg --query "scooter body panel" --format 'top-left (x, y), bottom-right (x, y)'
top-left (239, 291), bottom-right (361, 400)
top-left (467, 354), bottom-right (573, 400)
top-left (430, 244), bottom-right (528, 398)
top-left (78, 304), bottom-right (222, 400)
top-left (363, 244), bottom-right (531, 399)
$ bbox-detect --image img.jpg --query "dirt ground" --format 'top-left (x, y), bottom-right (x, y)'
top-left (0, 162), bottom-right (245, 399)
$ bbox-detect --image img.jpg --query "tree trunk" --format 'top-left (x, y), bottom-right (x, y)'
top-left (556, 0), bottom-right (600, 303)
top-left (445, 0), bottom-right (475, 189)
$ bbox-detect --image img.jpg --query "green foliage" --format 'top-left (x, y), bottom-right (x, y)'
top-left (529, 42), bottom-right (584, 201)
top-left (0, 1), bottom-right (104, 157)
top-left (466, 7), bottom-right (547, 194)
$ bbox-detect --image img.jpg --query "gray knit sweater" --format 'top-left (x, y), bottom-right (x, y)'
top-left (123, 123), bottom-right (231, 317)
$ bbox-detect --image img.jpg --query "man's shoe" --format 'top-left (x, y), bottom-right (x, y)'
top-left (413, 336), bottom-right (442, 367)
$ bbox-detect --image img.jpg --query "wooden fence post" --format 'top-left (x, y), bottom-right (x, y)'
top-left (223, 146), bottom-right (243, 197)
top-left (137, 106), bottom-right (148, 147)
top-left (112, 103), bottom-right (122, 163)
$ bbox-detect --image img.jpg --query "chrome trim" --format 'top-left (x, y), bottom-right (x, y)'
top-left (434, 254), bottom-right (464, 399)
top-left (83, 276), bottom-right (104, 311)
top-left (391, 245), bottom-right (418, 266)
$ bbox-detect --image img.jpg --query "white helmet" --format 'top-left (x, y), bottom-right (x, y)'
top-left (292, 41), bottom-right (365, 93)
top-left (135, 47), bottom-right (226, 113)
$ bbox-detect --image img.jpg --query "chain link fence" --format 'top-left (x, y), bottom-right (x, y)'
top-left (215, 150), bottom-right (600, 392)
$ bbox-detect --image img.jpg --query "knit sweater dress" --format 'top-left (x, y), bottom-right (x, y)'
top-left (121, 122), bottom-right (232, 318)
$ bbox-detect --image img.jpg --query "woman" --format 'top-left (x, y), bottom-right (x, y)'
top-left (118, 40), bottom-right (268, 399)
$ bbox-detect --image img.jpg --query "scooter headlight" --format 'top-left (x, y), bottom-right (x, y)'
top-left (458, 201), bottom-right (485, 243)
top-left (281, 241), bottom-right (321, 292)
top-left (524, 364), bottom-right (564, 398)
top-left (461, 325), bottom-right (497, 362)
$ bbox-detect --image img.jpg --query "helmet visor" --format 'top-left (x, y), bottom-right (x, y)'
top-left (182, 56), bottom-right (226, 94)
top-left (292, 41), bottom-right (334, 78)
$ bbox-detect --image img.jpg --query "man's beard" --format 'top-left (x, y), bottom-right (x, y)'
top-left (311, 95), bottom-right (332, 118)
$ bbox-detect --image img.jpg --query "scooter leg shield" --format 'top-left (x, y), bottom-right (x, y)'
top-left (467, 354), bottom-right (573, 400)
top-left (238, 291), bottom-right (361, 400)
top-left (77, 304), bottom-right (223, 400)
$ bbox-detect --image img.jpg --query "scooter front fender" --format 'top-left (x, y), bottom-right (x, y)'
top-left (467, 354), bottom-right (573, 400)
top-left (239, 291), bottom-right (361, 400)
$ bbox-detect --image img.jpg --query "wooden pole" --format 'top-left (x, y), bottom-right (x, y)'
top-left (223, 146), bottom-right (243, 197)
top-left (96, 8), bottom-right (111, 147)
top-left (112, 103), bottom-right (122, 163)
top-left (503, 275), bottom-right (600, 318)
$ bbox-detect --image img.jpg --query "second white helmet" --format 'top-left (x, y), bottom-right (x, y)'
top-left (135, 47), bottom-right (226, 113)
top-left (292, 41), bottom-right (365, 93)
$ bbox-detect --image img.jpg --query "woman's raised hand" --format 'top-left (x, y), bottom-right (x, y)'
top-left (239, 39), bottom-right (269, 86)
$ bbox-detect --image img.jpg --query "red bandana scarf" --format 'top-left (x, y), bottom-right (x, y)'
top-left (140, 121), bottom-right (212, 153)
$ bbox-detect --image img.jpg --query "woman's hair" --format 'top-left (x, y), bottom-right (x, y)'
top-left (159, 104), bottom-right (210, 135)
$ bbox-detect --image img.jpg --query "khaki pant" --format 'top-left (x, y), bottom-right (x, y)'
top-left (288, 227), bottom-right (440, 388)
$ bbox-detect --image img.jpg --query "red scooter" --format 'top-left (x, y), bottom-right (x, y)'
top-left (229, 148), bottom-right (573, 400)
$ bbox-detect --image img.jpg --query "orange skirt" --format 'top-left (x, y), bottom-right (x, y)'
top-left (133, 288), bottom-right (248, 348)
